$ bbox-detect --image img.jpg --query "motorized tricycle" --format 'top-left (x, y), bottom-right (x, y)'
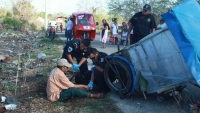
top-left (71, 11), bottom-right (98, 40)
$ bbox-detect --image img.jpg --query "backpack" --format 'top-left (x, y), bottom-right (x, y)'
top-left (50, 28), bottom-right (55, 33)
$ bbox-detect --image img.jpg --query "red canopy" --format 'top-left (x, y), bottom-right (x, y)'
top-left (56, 16), bottom-right (67, 18)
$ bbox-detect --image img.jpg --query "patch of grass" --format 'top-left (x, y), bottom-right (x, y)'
top-left (37, 35), bottom-right (64, 59)
top-left (65, 96), bottom-right (122, 113)
top-left (21, 53), bottom-right (37, 62)
top-left (42, 65), bottom-right (54, 75)
top-left (54, 102), bottom-right (65, 108)
top-left (4, 85), bottom-right (20, 93)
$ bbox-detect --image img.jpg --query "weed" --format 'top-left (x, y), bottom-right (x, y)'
top-left (54, 102), bottom-right (65, 108)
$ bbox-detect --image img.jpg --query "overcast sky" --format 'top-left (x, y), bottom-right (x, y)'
top-left (32, 0), bottom-right (108, 14)
top-left (0, 0), bottom-right (108, 15)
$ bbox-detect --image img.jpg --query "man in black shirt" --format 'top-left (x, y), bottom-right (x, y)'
top-left (126, 4), bottom-right (156, 45)
top-left (61, 38), bottom-right (90, 74)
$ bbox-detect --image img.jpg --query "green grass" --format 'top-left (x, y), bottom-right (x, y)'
top-left (38, 35), bottom-right (64, 59)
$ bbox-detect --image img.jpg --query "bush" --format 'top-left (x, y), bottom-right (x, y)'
top-left (6, 12), bottom-right (12, 18)
top-left (3, 17), bottom-right (13, 29)
top-left (41, 26), bottom-right (45, 31)
top-left (30, 23), bottom-right (36, 31)
top-left (2, 17), bottom-right (29, 31)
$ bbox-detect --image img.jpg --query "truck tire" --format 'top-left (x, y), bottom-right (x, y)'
top-left (104, 58), bottom-right (133, 94)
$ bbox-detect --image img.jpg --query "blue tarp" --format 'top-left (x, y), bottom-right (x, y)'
top-left (162, 0), bottom-right (200, 86)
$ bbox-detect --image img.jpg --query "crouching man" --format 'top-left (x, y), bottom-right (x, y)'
top-left (46, 58), bottom-right (103, 102)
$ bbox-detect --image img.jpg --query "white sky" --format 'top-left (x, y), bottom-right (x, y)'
top-left (31, 0), bottom-right (80, 14)
top-left (0, 0), bottom-right (108, 15)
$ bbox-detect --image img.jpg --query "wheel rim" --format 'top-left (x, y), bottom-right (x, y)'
top-left (105, 63), bottom-right (130, 91)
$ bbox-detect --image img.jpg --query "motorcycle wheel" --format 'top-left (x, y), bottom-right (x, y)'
top-left (104, 58), bottom-right (133, 94)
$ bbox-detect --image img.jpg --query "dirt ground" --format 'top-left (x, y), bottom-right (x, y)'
top-left (0, 33), bottom-right (121, 113)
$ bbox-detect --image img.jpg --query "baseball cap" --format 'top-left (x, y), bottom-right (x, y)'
top-left (143, 4), bottom-right (151, 11)
top-left (57, 58), bottom-right (72, 67)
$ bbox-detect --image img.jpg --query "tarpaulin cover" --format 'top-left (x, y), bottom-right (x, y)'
top-left (125, 0), bottom-right (199, 93)
top-left (163, 0), bottom-right (200, 86)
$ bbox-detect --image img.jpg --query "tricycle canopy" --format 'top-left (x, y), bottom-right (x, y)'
top-left (71, 11), bottom-right (97, 40)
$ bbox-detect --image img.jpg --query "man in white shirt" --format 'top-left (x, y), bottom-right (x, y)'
top-left (156, 19), bottom-right (167, 30)
top-left (66, 17), bottom-right (73, 42)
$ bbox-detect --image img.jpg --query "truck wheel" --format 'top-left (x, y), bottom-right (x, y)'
top-left (104, 58), bottom-right (133, 94)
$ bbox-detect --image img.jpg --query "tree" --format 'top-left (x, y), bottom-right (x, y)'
top-left (107, 0), bottom-right (181, 23)
top-left (38, 12), bottom-right (45, 19)
top-left (0, 8), bottom-right (7, 18)
top-left (12, 0), bottom-right (37, 21)
top-left (77, 0), bottom-right (103, 13)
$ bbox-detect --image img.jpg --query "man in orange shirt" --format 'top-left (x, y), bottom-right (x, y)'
top-left (46, 58), bottom-right (103, 102)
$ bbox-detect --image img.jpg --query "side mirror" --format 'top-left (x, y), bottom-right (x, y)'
top-left (96, 22), bottom-right (99, 25)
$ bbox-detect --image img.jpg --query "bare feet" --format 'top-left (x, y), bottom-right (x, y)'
top-left (90, 93), bottom-right (103, 98)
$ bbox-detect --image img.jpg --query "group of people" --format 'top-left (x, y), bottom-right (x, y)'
top-left (100, 4), bottom-right (167, 48)
top-left (46, 3), bottom-right (167, 103)
top-left (47, 38), bottom-right (110, 102)
top-left (99, 18), bottom-right (119, 48)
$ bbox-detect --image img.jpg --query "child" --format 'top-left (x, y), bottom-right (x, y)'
top-left (120, 22), bottom-right (128, 46)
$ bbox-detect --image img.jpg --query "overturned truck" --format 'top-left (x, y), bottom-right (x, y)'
top-left (104, 0), bottom-right (200, 99)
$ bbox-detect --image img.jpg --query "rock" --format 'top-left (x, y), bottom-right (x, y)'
top-left (37, 52), bottom-right (46, 59)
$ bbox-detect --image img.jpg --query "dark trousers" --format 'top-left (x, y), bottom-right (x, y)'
top-left (83, 71), bottom-right (110, 93)
top-left (66, 29), bottom-right (72, 41)
top-left (58, 88), bottom-right (90, 101)
top-left (130, 34), bottom-right (146, 45)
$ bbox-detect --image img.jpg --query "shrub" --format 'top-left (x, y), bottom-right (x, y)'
top-left (6, 12), bottom-right (12, 18)
top-left (30, 23), bottom-right (36, 31)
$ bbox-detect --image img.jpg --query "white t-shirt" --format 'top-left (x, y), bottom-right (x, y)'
top-left (157, 23), bottom-right (166, 29)
top-left (66, 20), bottom-right (73, 30)
top-left (111, 23), bottom-right (118, 35)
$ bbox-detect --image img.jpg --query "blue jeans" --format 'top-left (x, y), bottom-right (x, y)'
top-left (66, 29), bottom-right (72, 41)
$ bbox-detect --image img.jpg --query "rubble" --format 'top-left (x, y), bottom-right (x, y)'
top-left (0, 29), bottom-right (55, 108)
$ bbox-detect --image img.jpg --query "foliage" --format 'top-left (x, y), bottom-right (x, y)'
top-left (30, 23), bottom-right (36, 31)
top-left (0, 8), bottom-right (7, 18)
top-left (48, 14), bottom-right (55, 21)
top-left (38, 12), bottom-right (45, 19)
top-left (107, 0), bottom-right (182, 23)
top-left (3, 17), bottom-right (28, 30)
top-left (6, 12), bottom-right (12, 17)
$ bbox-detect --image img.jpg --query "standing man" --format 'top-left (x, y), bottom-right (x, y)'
top-left (46, 58), bottom-right (103, 102)
top-left (61, 38), bottom-right (90, 74)
top-left (60, 23), bottom-right (63, 32)
top-left (126, 4), bottom-right (156, 45)
top-left (66, 17), bottom-right (73, 42)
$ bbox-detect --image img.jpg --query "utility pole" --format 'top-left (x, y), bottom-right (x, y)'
top-left (45, 0), bottom-right (47, 30)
